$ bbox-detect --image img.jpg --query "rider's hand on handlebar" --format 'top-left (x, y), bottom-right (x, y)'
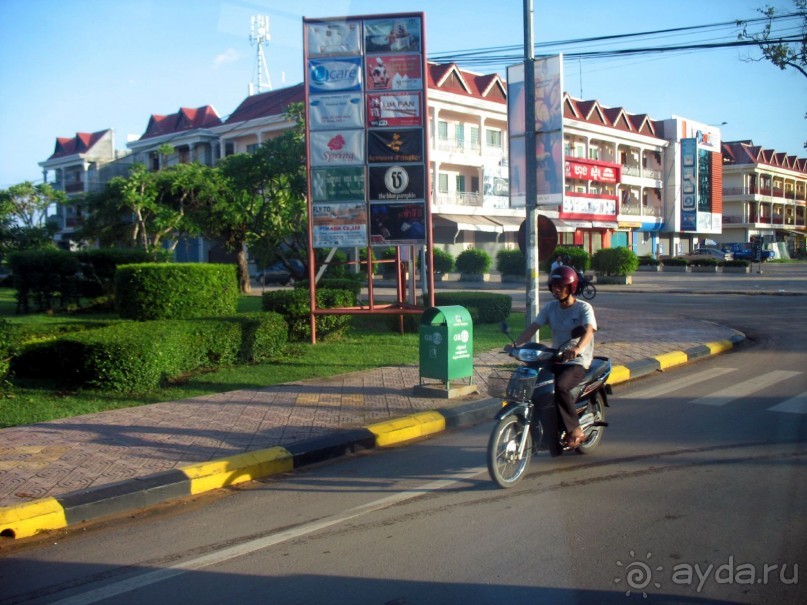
top-left (562, 347), bottom-right (579, 361)
top-left (503, 343), bottom-right (515, 353)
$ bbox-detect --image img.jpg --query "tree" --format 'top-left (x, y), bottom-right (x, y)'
top-left (737, 1), bottom-right (807, 77)
top-left (0, 182), bottom-right (64, 260)
top-left (201, 104), bottom-right (307, 293)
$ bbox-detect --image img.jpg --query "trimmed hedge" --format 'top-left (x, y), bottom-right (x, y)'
top-left (8, 249), bottom-right (82, 313)
top-left (76, 248), bottom-right (154, 295)
top-left (638, 255), bottom-right (660, 266)
top-left (262, 287), bottom-right (357, 341)
top-left (11, 313), bottom-right (287, 393)
top-left (689, 257), bottom-right (719, 267)
top-left (591, 247), bottom-right (638, 276)
top-left (456, 248), bottom-right (492, 274)
top-left (115, 263), bottom-right (239, 320)
top-left (293, 277), bottom-right (362, 297)
top-left (663, 257), bottom-right (689, 266)
top-left (496, 249), bottom-right (525, 276)
top-left (433, 291), bottom-right (512, 324)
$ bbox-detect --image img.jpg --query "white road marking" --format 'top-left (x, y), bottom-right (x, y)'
top-left (768, 391), bottom-right (807, 414)
top-left (691, 371), bottom-right (802, 407)
top-left (51, 467), bottom-right (486, 605)
top-left (620, 368), bottom-right (736, 399)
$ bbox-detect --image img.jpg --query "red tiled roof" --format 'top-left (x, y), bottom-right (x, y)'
top-left (722, 140), bottom-right (807, 174)
top-left (225, 83), bottom-right (305, 124)
top-left (140, 105), bottom-right (222, 139)
top-left (426, 63), bottom-right (506, 103)
top-left (49, 129), bottom-right (110, 159)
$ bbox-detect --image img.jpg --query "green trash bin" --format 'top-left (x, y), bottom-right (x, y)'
top-left (419, 305), bottom-right (473, 388)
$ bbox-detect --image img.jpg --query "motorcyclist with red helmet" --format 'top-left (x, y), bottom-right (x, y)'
top-left (505, 265), bottom-right (598, 451)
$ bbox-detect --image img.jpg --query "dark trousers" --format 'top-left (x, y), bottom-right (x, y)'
top-left (554, 363), bottom-right (586, 434)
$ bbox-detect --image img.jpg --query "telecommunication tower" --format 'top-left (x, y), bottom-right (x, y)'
top-left (249, 15), bottom-right (272, 95)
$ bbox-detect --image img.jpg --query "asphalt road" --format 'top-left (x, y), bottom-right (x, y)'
top-left (1, 290), bottom-right (805, 605)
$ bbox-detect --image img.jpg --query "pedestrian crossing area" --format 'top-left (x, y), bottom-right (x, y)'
top-left (620, 368), bottom-right (807, 414)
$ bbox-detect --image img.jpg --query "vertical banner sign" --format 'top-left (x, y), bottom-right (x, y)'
top-left (533, 55), bottom-right (564, 206)
top-left (681, 138), bottom-right (698, 232)
top-left (304, 13), bottom-right (428, 249)
top-left (506, 63), bottom-right (526, 208)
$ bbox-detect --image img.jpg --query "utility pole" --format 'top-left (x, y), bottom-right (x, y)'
top-left (523, 0), bottom-right (540, 327)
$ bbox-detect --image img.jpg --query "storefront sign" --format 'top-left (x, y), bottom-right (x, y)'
top-left (367, 128), bottom-right (423, 163)
top-left (565, 159), bottom-right (619, 184)
top-left (366, 92), bottom-right (421, 127)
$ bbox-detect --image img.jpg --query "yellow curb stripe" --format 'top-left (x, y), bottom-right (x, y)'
top-left (0, 497), bottom-right (68, 539)
top-left (367, 411), bottom-right (446, 447)
top-left (655, 351), bottom-right (689, 370)
top-left (607, 365), bottom-right (631, 385)
top-left (180, 447), bottom-right (294, 495)
top-left (705, 340), bottom-right (734, 355)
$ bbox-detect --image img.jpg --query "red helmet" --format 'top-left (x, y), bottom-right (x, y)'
top-left (548, 265), bottom-right (579, 293)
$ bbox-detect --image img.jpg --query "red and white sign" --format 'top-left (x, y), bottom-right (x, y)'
top-left (309, 130), bottom-right (365, 166)
top-left (565, 159), bottom-right (620, 184)
top-left (365, 55), bottom-right (423, 91)
top-left (366, 92), bottom-right (421, 127)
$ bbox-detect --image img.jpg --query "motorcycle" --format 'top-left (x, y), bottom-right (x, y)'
top-left (575, 271), bottom-right (597, 300)
top-left (486, 324), bottom-right (612, 488)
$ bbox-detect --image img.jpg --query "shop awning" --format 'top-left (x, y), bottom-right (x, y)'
top-left (549, 218), bottom-right (593, 232)
top-left (487, 215), bottom-right (525, 232)
top-left (433, 214), bottom-right (503, 233)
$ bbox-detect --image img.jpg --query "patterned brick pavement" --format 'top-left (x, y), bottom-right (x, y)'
top-left (0, 306), bottom-right (743, 508)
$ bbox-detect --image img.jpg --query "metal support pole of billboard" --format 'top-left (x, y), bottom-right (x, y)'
top-left (523, 0), bottom-right (540, 329)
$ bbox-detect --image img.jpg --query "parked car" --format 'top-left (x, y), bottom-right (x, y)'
top-left (721, 242), bottom-right (774, 262)
top-left (685, 247), bottom-right (733, 262)
top-left (253, 260), bottom-right (305, 286)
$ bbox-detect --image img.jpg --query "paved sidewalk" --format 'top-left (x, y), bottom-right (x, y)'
top-left (0, 302), bottom-right (745, 540)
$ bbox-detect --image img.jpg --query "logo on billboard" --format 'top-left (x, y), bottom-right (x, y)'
top-left (306, 21), bottom-right (362, 56)
top-left (364, 17), bottom-right (422, 53)
top-left (367, 93), bottom-right (421, 127)
top-left (365, 55), bottom-right (423, 91)
top-left (308, 57), bottom-right (362, 93)
top-left (368, 165), bottom-right (424, 201)
top-left (310, 130), bottom-right (365, 167)
top-left (367, 129), bottom-right (423, 163)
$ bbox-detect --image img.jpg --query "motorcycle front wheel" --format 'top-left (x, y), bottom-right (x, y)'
top-left (580, 283), bottom-right (597, 300)
top-left (487, 416), bottom-right (532, 488)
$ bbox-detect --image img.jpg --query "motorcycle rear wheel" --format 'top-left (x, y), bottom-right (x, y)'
top-left (487, 416), bottom-right (532, 488)
top-left (576, 391), bottom-right (606, 454)
top-left (580, 283), bottom-right (597, 300)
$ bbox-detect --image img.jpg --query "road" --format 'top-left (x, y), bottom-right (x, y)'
top-left (1, 291), bottom-right (805, 605)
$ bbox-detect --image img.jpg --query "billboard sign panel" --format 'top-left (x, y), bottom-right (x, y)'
top-left (309, 130), bottom-right (365, 167)
top-left (368, 164), bottom-right (425, 201)
top-left (312, 201), bottom-right (367, 247)
top-left (364, 17), bottom-right (422, 53)
top-left (306, 21), bottom-right (362, 56)
top-left (367, 128), bottom-right (423, 163)
top-left (681, 137), bottom-right (698, 232)
top-left (311, 167), bottom-right (365, 202)
top-left (367, 92), bottom-right (422, 127)
top-left (308, 57), bottom-right (363, 93)
top-left (365, 54), bottom-right (423, 91)
top-left (369, 201), bottom-right (426, 244)
top-left (308, 92), bottom-right (363, 130)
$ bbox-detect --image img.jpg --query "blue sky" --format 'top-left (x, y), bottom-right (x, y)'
top-left (1, 0), bottom-right (805, 189)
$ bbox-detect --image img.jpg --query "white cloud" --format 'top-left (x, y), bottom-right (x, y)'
top-left (213, 48), bottom-right (239, 68)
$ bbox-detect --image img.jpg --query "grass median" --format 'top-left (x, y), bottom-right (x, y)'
top-left (1, 288), bottom-right (527, 428)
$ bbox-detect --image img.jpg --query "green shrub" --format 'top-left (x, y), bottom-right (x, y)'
top-left (11, 314), bottom-right (288, 392)
top-left (8, 249), bottom-right (82, 313)
top-left (663, 257), bottom-right (689, 266)
top-left (546, 246), bottom-right (589, 273)
top-left (262, 287), bottom-right (356, 341)
top-left (591, 247), bottom-right (638, 276)
top-left (638, 255), bottom-right (660, 266)
top-left (722, 259), bottom-right (750, 268)
top-left (433, 292), bottom-right (511, 324)
top-left (76, 248), bottom-right (155, 295)
top-left (294, 277), bottom-right (362, 296)
top-left (317, 249), bottom-right (349, 278)
top-left (455, 249), bottom-right (491, 274)
top-left (432, 249), bottom-right (455, 273)
top-left (115, 263), bottom-right (238, 320)
top-left (0, 319), bottom-right (17, 392)
top-left (689, 257), bottom-right (718, 267)
top-left (496, 249), bottom-right (525, 276)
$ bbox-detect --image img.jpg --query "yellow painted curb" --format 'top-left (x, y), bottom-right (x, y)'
top-left (705, 340), bottom-right (734, 355)
top-left (607, 365), bottom-right (631, 385)
top-left (655, 351), bottom-right (689, 370)
top-left (367, 411), bottom-right (446, 447)
top-left (180, 447), bottom-right (294, 495)
top-left (0, 498), bottom-right (67, 539)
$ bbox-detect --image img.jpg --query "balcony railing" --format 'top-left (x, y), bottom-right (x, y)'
top-left (65, 182), bottom-right (85, 194)
top-left (724, 186), bottom-right (807, 202)
top-left (619, 203), bottom-right (662, 217)
top-left (435, 192), bottom-right (482, 207)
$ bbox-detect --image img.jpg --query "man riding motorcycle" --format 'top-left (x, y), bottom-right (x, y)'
top-left (505, 266), bottom-right (597, 452)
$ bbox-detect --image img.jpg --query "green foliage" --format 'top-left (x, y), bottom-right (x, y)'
top-left (547, 246), bottom-right (590, 273)
top-left (455, 248), bottom-right (492, 274)
top-left (638, 255), bottom-right (660, 266)
top-left (689, 257), bottom-right (719, 267)
top-left (8, 249), bottom-right (82, 313)
top-left (663, 257), bottom-right (689, 266)
top-left (0, 318), bottom-right (16, 393)
top-left (11, 314), bottom-right (288, 393)
top-left (433, 292), bottom-right (512, 324)
top-left (318, 249), bottom-right (349, 278)
top-left (262, 287), bottom-right (357, 340)
top-left (431, 248), bottom-right (455, 273)
top-left (293, 278), bottom-right (362, 296)
top-left (591, 247), bottom-right (638, 276)
top-left (115, 263), bottom-right (239, 320)
top-left (496, 249), bottom-right (525, 276)
top-left (723, 259), bottom-right (751, 267)
top-left (0, 182), bottom-right (64, 261)
top-left (76, 248), bottom-right (156, 295)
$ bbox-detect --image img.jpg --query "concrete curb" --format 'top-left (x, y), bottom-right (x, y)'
top-left (0, 334), bottom-right (745, 540)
